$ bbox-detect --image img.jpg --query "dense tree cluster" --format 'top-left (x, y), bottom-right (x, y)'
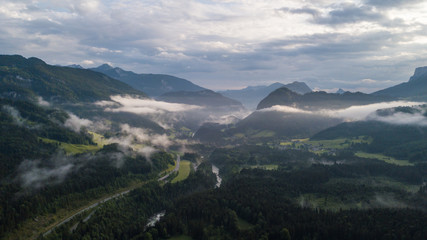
top-left (37, 147), bottom-right (427, 240)
top-left (42, 162), bottom-right (217, 240)
top-left (0, 144), bottom-right (174, 237)
top-left (158, 175), bottom-right (427, 240)
top-left (209, 145), bottom-right (314, 179)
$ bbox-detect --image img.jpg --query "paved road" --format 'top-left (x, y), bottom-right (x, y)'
top-left (43, 154), bottom-right (181, 237)
top-left (43, 190), bottom-right (131, 237)
top-left (158, 155), bottom-right (180, 182)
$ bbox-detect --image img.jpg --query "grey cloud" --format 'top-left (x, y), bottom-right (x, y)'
top-left (281, 4), bottom-right (384, 26)
top-left (315, 5), bottom-right (384, 25)
top-left (258, 31), bottom-right (399, 62)
top-left (365, 0), bottom-right (424, 8)
top-left (22, 19), bottom-right (64, 35)
top-left (1, 0), bottom-right (427, 92)
top-left (280, 6), bottom-right (320, 17)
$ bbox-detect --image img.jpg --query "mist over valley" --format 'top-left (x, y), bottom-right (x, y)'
top-left (2, 1), bottom-right (427, 238)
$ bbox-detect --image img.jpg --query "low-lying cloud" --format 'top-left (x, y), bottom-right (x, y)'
top-left (2, 105), bottom-right (25, 126)
top-left (17, 153), bottom-right (78, 189)
top-left (205, 109), bottom-right (251, 125)
top-left (16, 151), bottom-right (130, 190)
top-left (113, 123), bottom-right (173, 149)
top-left (37, 96), bottom-right (51, 107)
top-left (64, 113), bottom-right (93, 132)
top-left (95, 95), bottom-right (251, 130)
top-left (262, 101), bottom-right (426, 124)
top-left (333, 102), bottom-right (425, 121)
top-left (104, 95), bottom-right (202, 115)
top-left (368, 112), bottom-right (427, 126)
top-left (102, 124), bottom-right (175, 160)
top-left (367, 105), bottom-right (427, 126)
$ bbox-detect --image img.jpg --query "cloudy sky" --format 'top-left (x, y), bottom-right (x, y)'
top-left (1, 0), bottom-right (427, 92)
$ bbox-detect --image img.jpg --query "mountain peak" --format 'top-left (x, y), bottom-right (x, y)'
top-left (67, 64), bottom-right (84, 69)
top-left (0, 54), bottom-right (145, 102)
top-left (268, 82), bottom-right (285, 88)
top-left (96, 63), bottom-right (114, 71)
top-left (258, 86), bottom-right (393, 110)
top-left (27, 57), bottom-right (46, 65)
top-left (284, 81), bottom-right (312, 94)
top-left (409, 66), bottom-right (427, 82)
top-left (257, 87), bottom-right (300, 110)
top-left (373, 66), bottom-right (427, 100)
top-left (336, 88), bottom-right (346, 94)
top-left (0, 55), bottom-right (46, 67)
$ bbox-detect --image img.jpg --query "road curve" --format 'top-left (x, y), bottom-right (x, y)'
top-left (158, 155), bottom-right (180, 182)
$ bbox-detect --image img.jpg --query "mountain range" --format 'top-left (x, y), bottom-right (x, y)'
top-left (91, 64), bottom-right (206, 97)
top-left (1, 54), bottom-right (427, 239)
top-left (257, 87), bottom-right (395, 110)
top-left (0, 55), bottom-right (145, 103)
top-left (158, 89), bottom-right (244, 109)
top-left (195, 110), bottom-right (342, 143)
top-left (219, 81), bottom-right (312, 109)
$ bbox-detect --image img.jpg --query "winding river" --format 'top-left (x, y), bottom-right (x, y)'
top-left (212, 164), bottom-right (222, 188)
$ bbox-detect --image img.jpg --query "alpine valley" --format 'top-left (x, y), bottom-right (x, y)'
top-left (1, 54), bottom-right (427, 240)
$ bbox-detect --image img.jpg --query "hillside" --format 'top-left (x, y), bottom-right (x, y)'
top-left (257, 87), bottom-right (394, 110)
top-left (158, 89), bottom-right (243, 108)
top-left (194, 110), bottom-right (342, 144)
top-left (234, 110), bottom-right (341, 138)
top-left (91, 64), bottom-right (206, 97)
top-left (0, 55), bottom-right (145, 103)
top-left (374, 66), bottom-right (427, 100)
top-left (219, 81), bottom-right (311, 109)
top-left (312, 105), bottom-right (427, 162)
top-left (0, 99), bottom-right (95, 178)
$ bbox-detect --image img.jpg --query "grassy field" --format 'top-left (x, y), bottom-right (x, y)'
top-left (251, 130), bottom-right (276, 138)
top-left (308, 137), bottom-right (371, 149)
top-left (171, 160), bottom-right (192, 183)
top-left (39, 137), bottom-right (100, 155)
top-left (355, 152), bottom-right (413, 166)
top-left (88, 131), bottom-right (108, 147)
